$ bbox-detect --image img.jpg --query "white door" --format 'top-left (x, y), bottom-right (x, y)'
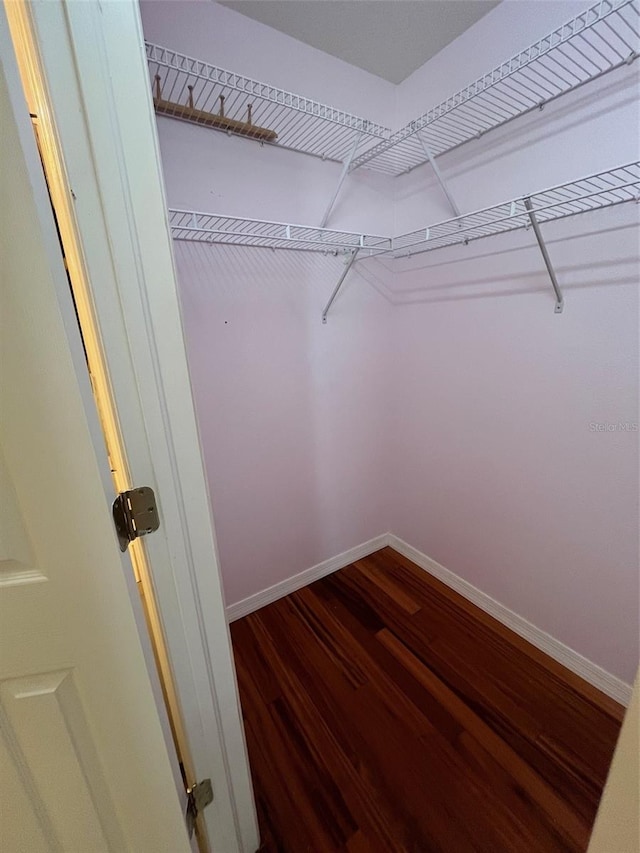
top-left (0, 30), bottom-right (192, 853)
top-left (1, 2), bottom-right (259, 851)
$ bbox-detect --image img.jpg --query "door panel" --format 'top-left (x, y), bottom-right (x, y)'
top-left (0, 24), bottom-right (191, 853)
top-left (0, 670), bottom-right (123, 852)
top-left (0, 445), bottom-right (41, 586)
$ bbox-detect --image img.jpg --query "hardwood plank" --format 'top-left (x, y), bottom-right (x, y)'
top-left (230, 617), bottom-right (282, 706)
top-left (230, 548), bottom-right (624, 852)
top-left (377, 627), bottom-right (589, 849)
top-left (384, 547), bottom-right (625, 720)
top-left (372, 548), bottom-right (621, 807)
top-left (352, 556), bottom-right (422, 615)
top-left (346, 830), bottom-right (375, 853)
top-left (249, 604), bottom-right (425, 851)
top-left (313, 575), bottom-right (465, 749)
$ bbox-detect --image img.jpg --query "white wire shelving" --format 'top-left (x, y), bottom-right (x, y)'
top-left (147, 1), bottom-right (638, 177)
top-left (391, 162), bottom-right (640, 256)
top-left (152, 4), bottom-right (639, 317)
top-left (352, 0), bottom-right (639, 175)
top-left (168, 210), bottom-right (393, 256)
top-left (169, 162), bottom-right (639, 317)
top-left (170, 164), bottom-right (639, 257)
top-left (146, 43), bottom-right (390, 164)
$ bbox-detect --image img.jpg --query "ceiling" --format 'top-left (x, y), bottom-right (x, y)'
top-left (218, 1), bottom-right (500, 84)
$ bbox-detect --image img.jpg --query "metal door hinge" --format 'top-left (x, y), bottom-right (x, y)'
top-left (112, 486), bottom-right (160, 552)
top-left (186, 778), bottom-right (213, 839)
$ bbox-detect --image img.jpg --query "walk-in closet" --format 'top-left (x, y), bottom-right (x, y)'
top-left (140, 1), bottom-right (639, 849)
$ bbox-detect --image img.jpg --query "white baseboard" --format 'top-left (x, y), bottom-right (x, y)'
top-left (225, 534), bottom-right (390, 622)
top-left (387, 534), bottom-right (633, 707)
top-left (226, 530), bottom-right (632, 706)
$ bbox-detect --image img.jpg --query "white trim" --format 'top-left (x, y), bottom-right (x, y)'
top-left (226, 534), bottom-right (389, 621)
top-left (387, 534), bottom-right (633, 707)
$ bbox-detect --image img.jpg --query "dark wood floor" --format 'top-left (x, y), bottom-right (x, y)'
top-left (230, 547), bottom-right (624, 852)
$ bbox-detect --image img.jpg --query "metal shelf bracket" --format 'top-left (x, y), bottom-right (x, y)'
top-left (168, 164), bottom-right (638, 312)
top-left (322, 249), bottom-right (360, 323)
top-left (321, 131), bottom-right (362, 227)
top-left (524, 197), bottom-right (564, 313)
top-left (417, 133), bottom-right (461, 218)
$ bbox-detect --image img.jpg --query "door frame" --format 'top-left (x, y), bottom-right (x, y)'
top-left (1, 2), bottom-right (258, 852)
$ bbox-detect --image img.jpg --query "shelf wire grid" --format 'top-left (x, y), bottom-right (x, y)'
top-left (391, 162), bottom-right (640, 256)
top-left (352, 0), bottom-right (639, 175)
top-left (168, 164), bottom-right (638, 258)
top-left (146, 43), bottom-right (391, 164)
top-left (169, 210), bottom-right (393, 255)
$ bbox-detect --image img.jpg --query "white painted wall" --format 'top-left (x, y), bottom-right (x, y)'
top-left (387, 207), bottom-right (639, 684)
top-left (141, 0), bottom-right (639, 683)
top-left (175, 241), bottom-right (391, 606)
top-left (141, 1), bottom-right (395, 608)
top-left (155, 115), bottom-right (395, 235)
top-left (386, 1), bottom-right (639, 685)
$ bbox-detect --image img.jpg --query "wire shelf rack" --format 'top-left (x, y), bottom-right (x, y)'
top-left (169, 210), bottom-right (393, 255)
top-left (146, 43), bottom-right (391, 164)
top-left (391, 162), bottom-right (640, 256)
top-left (168, 164), bottom-right (638, 258)
top-left (352, 0), bottom-right (639, 175)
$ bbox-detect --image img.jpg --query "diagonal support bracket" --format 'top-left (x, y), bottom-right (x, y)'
top-left (524, 197), bottom-right (564, 313)
top-left (321, 131), bottom-right (362, 228)
top-left (417, 133), bottom-right (461, 218)
top-left (322, 248), bottom-right (360, 323)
